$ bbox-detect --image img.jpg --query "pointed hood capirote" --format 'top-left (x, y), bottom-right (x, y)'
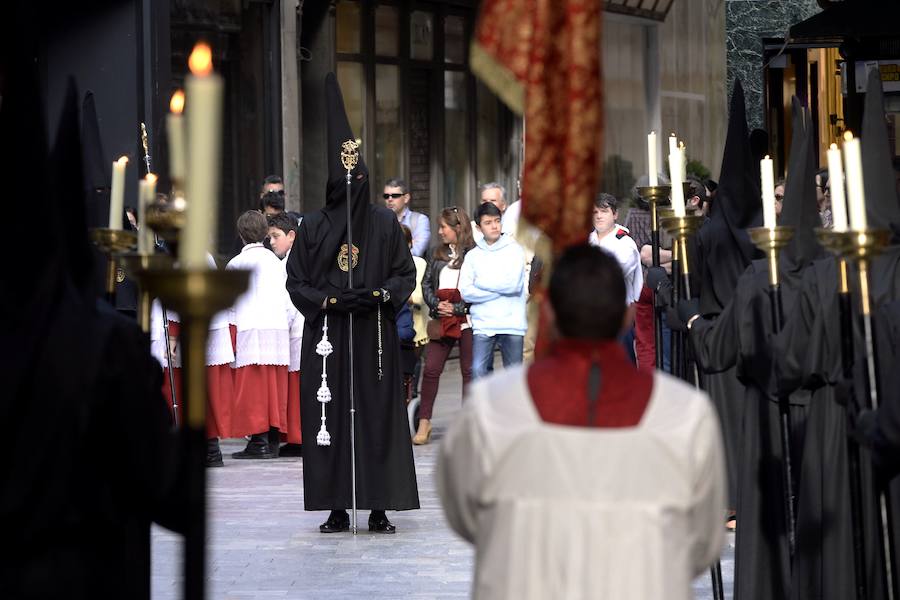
top-left (81, 91), bottom-right (110, 228)
top-left (697, 80), bottom-right (763, 313)
top-left (51, 78), bottom-right (96, 302)
top-left (319, 72), bottom-right (371, 288)
top-left (860, 68), bottom-right (900, 232)
top-left (718, 80), bottom-right (762, 258)
top-left (780, 96), bottom-right (824, 273)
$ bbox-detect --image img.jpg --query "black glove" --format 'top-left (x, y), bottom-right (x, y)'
top-left (341, 288), bottom-right (381, 313)
top-left (677, 298), bottom-right (701, 330)
top-left (325, 295), bottom-right (349, 313)
top-left (646, 266), bottom-right (670, 294)
top-left (666, 305), bottom-right (687, 332)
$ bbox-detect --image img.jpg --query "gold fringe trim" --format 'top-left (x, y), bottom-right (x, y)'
top-left (469, 42), bottom-right (525, 116)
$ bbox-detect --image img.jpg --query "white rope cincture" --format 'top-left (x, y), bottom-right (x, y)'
top-left (316, 314), bottom-right (334, 446)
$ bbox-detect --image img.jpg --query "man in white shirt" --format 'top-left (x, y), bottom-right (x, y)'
top-left (438, 244), bottom-right (725, 600)
top-left (588, 192), bottom-right (643, 305)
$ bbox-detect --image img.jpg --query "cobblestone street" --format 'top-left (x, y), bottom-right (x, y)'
top-left (152, 359), bottom-right (735, 599)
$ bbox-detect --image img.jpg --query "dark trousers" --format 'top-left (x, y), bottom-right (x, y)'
top-left (419, 328), bottom-right (474, 420)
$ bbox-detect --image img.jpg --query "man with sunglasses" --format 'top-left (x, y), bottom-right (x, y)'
top-left (384, 177), bottom-right (430, 257)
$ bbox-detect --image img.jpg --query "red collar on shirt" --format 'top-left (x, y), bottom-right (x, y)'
top-left (527, 338), bottom-right (653, 428)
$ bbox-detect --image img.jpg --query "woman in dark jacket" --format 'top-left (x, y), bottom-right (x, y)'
top-left (415, 206), bottom-right (475, 444)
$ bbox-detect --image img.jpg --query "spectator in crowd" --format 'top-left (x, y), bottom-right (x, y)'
top-left (384, 177), bottom-right (430, 257)
top-left (588, 193), bottom-right (642, 305)
top-left (774, 178), bottom-right (785, 219)
top-left (589, 192), bottom-right (642, 363)
top-left (267, 212), bottom-right (305, 457)
top-left (260, 174), bottom-right (284, 196)
top-left (417, 207), bottom-right (476, 445)
top-left (226, 211), bottom-right (293, 459)
top-left (460, 202), bottom-right (527, 380)
top-left (437, 244), bottom-right (725, 600)
top-left (625, 175), bottom-right (672, 371)
top-left (815, 167), bottom-right (832, 228)
top-left (402, 224), bottom-right (430, 399)
top-left (473, 182), bottom-right (519, 241)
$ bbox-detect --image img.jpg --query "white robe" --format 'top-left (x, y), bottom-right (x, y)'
top-left (437, 366), bottom-right (726, 600)
top-left (226, 243), bottom-right (292, 367)
top-left (282, 248), bottom-right (304, 373)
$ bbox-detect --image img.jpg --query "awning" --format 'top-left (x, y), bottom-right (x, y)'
top-left (604, 0), bottom-right (674, 22)
top-left (790, 2), bottom-right (900, 45)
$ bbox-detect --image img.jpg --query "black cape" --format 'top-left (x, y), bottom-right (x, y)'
top-left (286, 73), bottom-right (419, 511)
top-left (0, 35), bottom-right (185, 598)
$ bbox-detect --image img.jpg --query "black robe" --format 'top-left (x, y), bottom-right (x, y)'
top-left (0, 292), bottom-right (186, 599)
top-left (690, 259), bottom-right (810, 600)
top-left (776, 251), bottom-right (900, 600)
top-left (287, 204), bottom-right (419, 511)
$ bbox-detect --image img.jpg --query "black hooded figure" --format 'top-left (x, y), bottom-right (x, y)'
top-left (684, 97), bottom-right (819, 600)
top-left (781, 68), bottom-right (900, 600)
top-left (286, 73), bottom-right (419, 533)
top-left (0, 21), bottom-right (185, 598)
top-left (692, 80), bottom-right (763, 511)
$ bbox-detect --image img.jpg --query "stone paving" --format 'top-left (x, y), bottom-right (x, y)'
top-left (152, 358), bottom-right (735, 599)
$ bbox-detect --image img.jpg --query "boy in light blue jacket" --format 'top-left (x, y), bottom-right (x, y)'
top-left (459, 202), bottom-right (527, 379)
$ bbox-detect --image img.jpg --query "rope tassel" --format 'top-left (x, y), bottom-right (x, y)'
top-left (316, 315), bottom-right (334, 446)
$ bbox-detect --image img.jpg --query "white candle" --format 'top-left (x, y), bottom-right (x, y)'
top-left (181, 42), bottom-right (224, 269)
top-left (678, 141), bottom-right (688, 181)
top-left (138, 173), bottom-right (157, 254)
top-left (108, 156), bottom-right (128, 230)
top-left (648, 131), bottom-right (658, 186)
top-left (669, 150), bottom-right (685, 217)
top-left (668, 133), bottom-right (678, 155)
top-left (167, 90), bottom-right (186, 184)
top-left (761, 155), bottom-right (777, 229)
top-left (842, 131), bottom-right (867, 231)
top-left (826, 143), bottom-right (848, 232)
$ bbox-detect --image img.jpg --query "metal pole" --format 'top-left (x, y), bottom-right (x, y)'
top-left (768, 282), bottom-right (797, 557)
top-left (858, 257), bottom-right (898, 600)
top-left (650, 198), bottom-right (664, 369)
top-left (837, 258), bottom-right (868, 600)
top-left (140, 122), bottom-right (179, 425)
top-left (346, 168), bottom-right (359, 535)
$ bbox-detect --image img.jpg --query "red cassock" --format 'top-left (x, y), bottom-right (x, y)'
top-left (160, 321), bottom-right (235, 438)
top-left (228, 324), bottom-right (288, 438)
top-left (528, 338), bottom-right (653, 428)
top-left (283, 372), bottom-right (302, 444)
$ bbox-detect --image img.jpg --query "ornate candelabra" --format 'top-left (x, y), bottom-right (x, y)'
top-left (90, 228), bottom-right (137, 305)
top-left (637, 185), bottom-right (671, 369)
top-left (748, 225), bottom-right (797, 557)
top-left (120, 253), bottom-right (174, 332)
top-left (837, 227), bottom-right (897, 600)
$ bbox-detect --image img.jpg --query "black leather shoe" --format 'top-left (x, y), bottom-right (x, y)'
top-left (279, 443), bottom-right (303, 457)
top-left (319, 510), bottom-right (350, 533)
top-left (206, 439), bottom-right (224, 467)
top-left (231, 434), bottom-right (274, 459)
top-left (368, 511), bottom-right (396, 534)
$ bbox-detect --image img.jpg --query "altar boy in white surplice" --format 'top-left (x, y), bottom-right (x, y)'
top-left (437, 244), bottom-right (726, 600)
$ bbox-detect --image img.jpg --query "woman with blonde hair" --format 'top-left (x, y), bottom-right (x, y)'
top-left (415, 206), bottom-right (476, 444)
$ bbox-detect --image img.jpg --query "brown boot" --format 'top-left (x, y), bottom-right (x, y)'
top-left (412, 419), bottom-right (432, 445)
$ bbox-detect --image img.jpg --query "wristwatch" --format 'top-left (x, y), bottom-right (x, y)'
top-left (379, 288), bottom-right (391, 303)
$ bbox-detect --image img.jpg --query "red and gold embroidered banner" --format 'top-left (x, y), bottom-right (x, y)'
top-left (471, 0), bottom-right (603, 254)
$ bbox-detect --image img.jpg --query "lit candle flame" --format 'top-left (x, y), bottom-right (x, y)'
top-left (188, 43), bottom-right (213, 77)
top-left (765, 154), bottom-right (770, 159)
top-left (117, 156), bottom-right (129, 166)
top-left (146, 173), bottom-right (158, 184)
top-left (830, 142), bottom-right (838, 150)
top-left (170, 90), bottom-right (185, 114)
top-left (844, 131), bottom-right (854, 142)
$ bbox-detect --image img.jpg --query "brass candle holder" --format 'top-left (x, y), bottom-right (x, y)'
top-left (638, 185), bottom-right (672, 369)
top-left (119, 253), bottom-right (175, 332)
top-left (748, 226), bottom-right (796, 287)
top-left (136, 266), bottom-right (249, 600)
top-left (145, 193), bottom-right (187, 249)
top-left (660, 214), bottom-right (705, 296)
top-left (90, 228), bottom-right (137, 302)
